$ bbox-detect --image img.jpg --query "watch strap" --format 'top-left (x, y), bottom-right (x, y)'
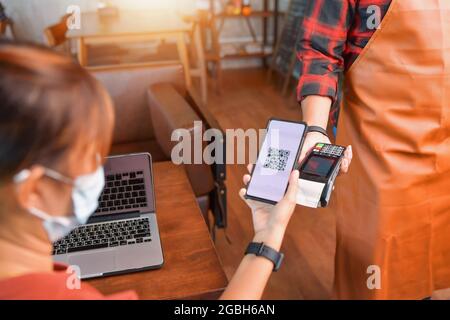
top-left (307, 125), bottom-right (329, 138)
top-left (245, 242), bottom-right (284, 272)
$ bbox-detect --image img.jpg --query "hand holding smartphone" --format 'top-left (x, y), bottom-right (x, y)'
top-left (245, 118), bottom-right (307, 204)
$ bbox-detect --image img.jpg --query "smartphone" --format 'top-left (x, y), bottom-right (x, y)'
top-left (245, 118), bottom-right (307, 204)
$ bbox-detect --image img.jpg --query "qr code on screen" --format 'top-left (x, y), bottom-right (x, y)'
top-left (263, 148), bottom-right (291, 172)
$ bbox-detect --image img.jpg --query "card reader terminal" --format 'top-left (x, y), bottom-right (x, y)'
top-left (296, 143), bottom-right (346, 208)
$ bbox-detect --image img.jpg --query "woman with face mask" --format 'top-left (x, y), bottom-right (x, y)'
top-left (0, 42), bottom-right (302, 300)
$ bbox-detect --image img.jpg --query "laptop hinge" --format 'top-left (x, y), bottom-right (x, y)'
top-left (87, 211), bottom-right (141, 224)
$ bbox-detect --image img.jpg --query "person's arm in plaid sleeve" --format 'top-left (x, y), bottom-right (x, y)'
top-left (297, 0), bottom-right (354, 123)
top-left (297, 0), bottom-right (354, 171)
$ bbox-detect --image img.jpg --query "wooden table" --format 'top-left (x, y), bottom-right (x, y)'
top-left (88, 162), bottom-right (228, 300)
top-left (67, 11), bottom-right (195, 89)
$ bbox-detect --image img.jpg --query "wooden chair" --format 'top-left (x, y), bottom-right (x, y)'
top-left (193, 10), bottom-right (223, 96)
top-left (43, 14), bottom-right (74, 54)
top-left (44, 14), bottom-right (173, 69)
top-left (0, 1), bottom-right (15, 39)
top-left (0, 20), bottom-right (6, 35)
top-left (1, 19), bottom-right (15, 39)
top-left (184, 15), bottom-right (209, 104)
top-left (44, 14), bottom-right (123, 65)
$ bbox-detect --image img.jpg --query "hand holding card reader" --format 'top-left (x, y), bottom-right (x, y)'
top-left (296, 143), bottom-right (346, 208)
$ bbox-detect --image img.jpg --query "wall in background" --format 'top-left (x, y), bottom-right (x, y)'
top-left (2, 0), bottom-right (289, 68)
top-left (3, 0), bottom-right (196, 42)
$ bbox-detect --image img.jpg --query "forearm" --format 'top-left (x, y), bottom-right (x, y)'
top-left (220, 228), bottom-right (285, 300)
top-left (220, 254), bottom-right (273, 300)
top-left (301, 95), bottom-right (333, 129)
top-left (296, 0), bottom-right (350, 128)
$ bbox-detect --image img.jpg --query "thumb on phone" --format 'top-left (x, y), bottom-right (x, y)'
top-left (271, 170), bottom-right (300, 228)
top-left (283, 170), bottom-right (299, 205)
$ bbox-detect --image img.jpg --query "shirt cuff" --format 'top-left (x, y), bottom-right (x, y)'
top-left (296, 77), bottom-right (338, 104)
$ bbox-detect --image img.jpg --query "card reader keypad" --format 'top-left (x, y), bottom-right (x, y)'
top-left (313, 143), bottom-right (345, 158)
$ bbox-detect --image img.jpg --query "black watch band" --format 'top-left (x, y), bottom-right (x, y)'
top-left (245, 242), bottom-right (284, 272)
top-left (307, 125), bottom-right (329, 138)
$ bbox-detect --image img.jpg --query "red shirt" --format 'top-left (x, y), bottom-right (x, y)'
top-left (296, 0), bottom-right (392, 126)
top-left (0, 263), bottom-right (138, 300)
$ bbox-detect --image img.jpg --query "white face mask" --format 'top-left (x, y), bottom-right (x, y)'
top-left (14, 165), bottom-right (105, 243)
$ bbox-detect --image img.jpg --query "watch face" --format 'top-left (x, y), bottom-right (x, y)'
top-left (303, 156), bottom-right (336, 177)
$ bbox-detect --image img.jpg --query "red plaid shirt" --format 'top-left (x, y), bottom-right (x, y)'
top-left (296, 0), bottom-right (392, 126)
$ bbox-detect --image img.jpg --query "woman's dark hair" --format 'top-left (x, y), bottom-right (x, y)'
top-left (0, 41), bottom-right (114, 181)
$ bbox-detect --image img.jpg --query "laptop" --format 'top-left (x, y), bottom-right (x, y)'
top-left (53, 153), bottom-right (164, 279)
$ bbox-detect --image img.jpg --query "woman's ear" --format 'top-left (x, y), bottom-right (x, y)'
top-left (15, 166), bottom-right (46, 211)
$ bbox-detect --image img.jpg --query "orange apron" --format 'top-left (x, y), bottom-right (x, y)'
top-left (333, 0), bottom-right (450, 299)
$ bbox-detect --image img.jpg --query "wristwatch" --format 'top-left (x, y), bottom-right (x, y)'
top-left (307, 125), bottom-right (329, 138)
top-left (245, 242), bottom-right (284, 272)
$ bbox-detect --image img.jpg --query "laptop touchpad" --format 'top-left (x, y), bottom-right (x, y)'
top-left (68, 250), bottom-right (116, 277)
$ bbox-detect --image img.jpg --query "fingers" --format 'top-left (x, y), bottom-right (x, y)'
top-left (347, 145), bottom-right (353, 160)
top-left (240, 168), bottom-right (252, 202)
top-left (283, 170), bottom-right (299, 203)
top-left (339, 145), bottom-right (353, 174)
top-left (340, 159), bottom-right (349, 173)
top-left (247, 163), bottom-right (253, 173)
top-left (273, 170), bottom-right (300, 225)
top-left (238, 188), bottom-right (247, 201)
top-left (243, 174), bottom-right (251, 185)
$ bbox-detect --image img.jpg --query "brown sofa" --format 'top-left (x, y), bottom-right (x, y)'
top-left (91, 64), bottom-right (226, 227)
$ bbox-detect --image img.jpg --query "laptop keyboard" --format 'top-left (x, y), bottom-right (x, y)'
top-left (52, 218), bottom-right (152, 255)
top-left (96, 170), bottom-right (148, 214)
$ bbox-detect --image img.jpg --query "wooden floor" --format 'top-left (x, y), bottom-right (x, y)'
top-left (205, 68), bottom-right (336, 300)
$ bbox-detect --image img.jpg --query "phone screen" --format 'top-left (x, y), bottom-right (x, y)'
top-left (246, 119), bottom-right (307, 203)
